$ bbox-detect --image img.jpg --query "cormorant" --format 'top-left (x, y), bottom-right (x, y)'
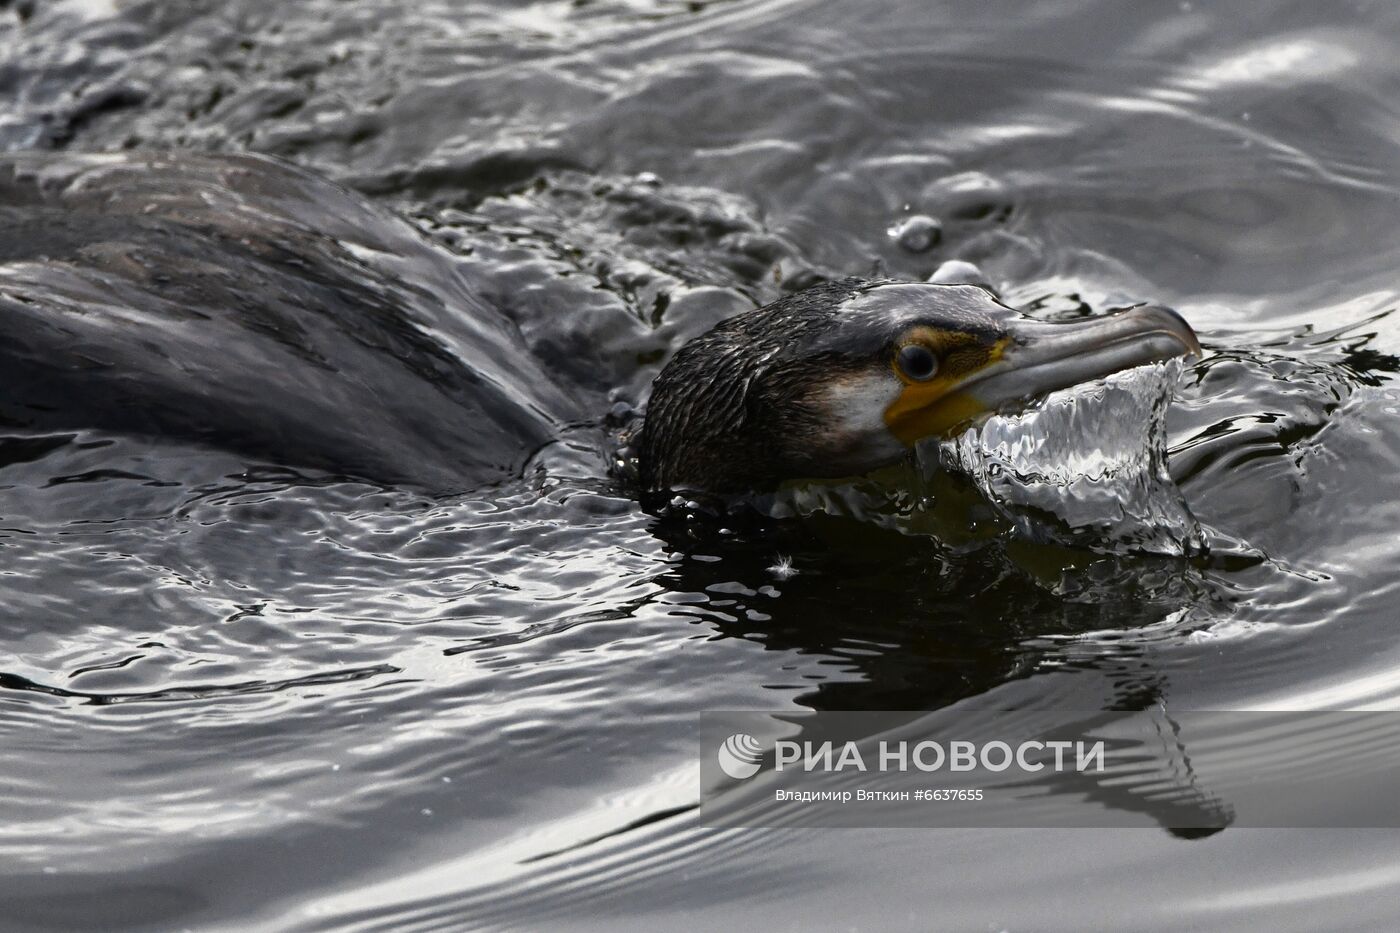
top-left (0, 151), bottom-right (1200, 495)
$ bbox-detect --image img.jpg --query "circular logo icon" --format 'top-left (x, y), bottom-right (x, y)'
top-left (717, 733), bottom-right (764, 780)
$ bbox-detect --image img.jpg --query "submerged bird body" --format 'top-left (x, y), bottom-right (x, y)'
top-left (0, 151), bottom-right (1200, 496)
top-left (0, 151), bottom-right (571, 490)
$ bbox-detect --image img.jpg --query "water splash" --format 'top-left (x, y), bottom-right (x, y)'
top-left (931, 359), bottom-right (1205, 556)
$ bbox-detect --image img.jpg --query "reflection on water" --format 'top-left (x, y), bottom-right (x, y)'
top-left (3, 0), bottom-right (1400, 930)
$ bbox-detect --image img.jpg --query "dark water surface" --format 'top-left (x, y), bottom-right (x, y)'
top-left (4, 0), bottom-right (1400, 929)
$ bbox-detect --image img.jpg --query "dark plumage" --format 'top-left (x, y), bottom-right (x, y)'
top-left (0, 150), bottom-right (575, 490)
top-left (638, 279), bottom-right (879, 494)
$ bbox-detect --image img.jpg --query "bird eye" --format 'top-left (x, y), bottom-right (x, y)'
top-left (896, 344), bottom-right (938, 381)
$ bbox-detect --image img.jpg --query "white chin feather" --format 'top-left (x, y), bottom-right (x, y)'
top-left (814, 371), bottom-right (907, 473)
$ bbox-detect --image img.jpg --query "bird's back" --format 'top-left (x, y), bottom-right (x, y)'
top-left (0, 151), bottom-right (574, 490)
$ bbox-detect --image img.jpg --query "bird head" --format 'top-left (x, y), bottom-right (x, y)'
top-left (637, 278), bottom-right (1200, 495)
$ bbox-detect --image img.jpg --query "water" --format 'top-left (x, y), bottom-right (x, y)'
top-left (937, 359), bottom-right (1205, 555)
top-left (4, 0), bottom-right (1400, 929)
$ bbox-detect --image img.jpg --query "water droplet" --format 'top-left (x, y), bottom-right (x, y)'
top-left (888, 215), bottom-right (942, 253)
top-left (928, 259), bottom-right (994, 291)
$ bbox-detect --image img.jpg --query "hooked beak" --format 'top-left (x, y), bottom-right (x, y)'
top-left (885, 304), bottom-right (1201, 444)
